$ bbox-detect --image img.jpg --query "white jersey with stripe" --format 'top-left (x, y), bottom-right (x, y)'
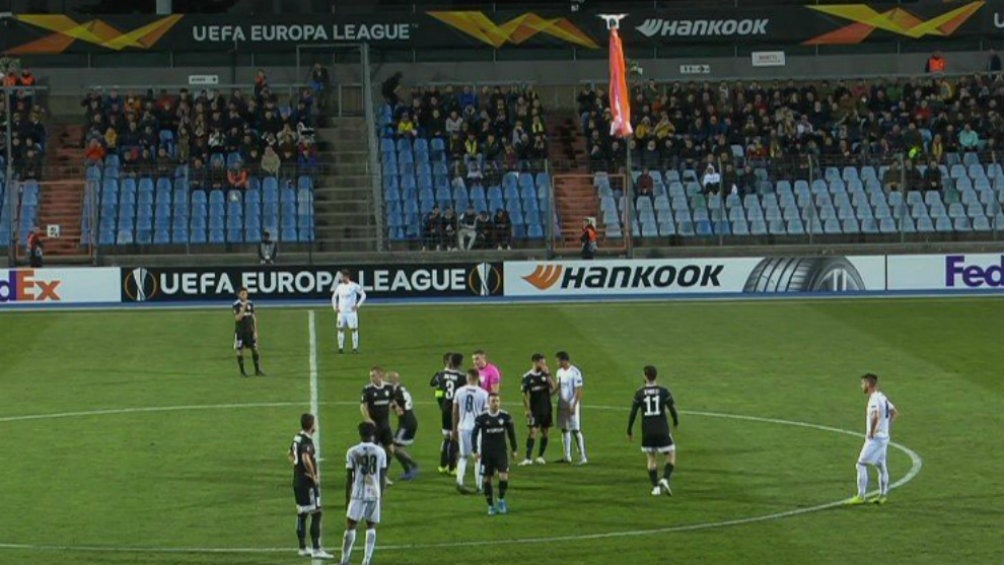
top-left (332, 281), bottom-right (366, 313)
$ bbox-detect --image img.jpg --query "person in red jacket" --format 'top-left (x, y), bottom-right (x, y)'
top-left (580, 218), bottom-right (598, 260)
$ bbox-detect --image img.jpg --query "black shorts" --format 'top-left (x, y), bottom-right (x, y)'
top-left (440, 408), bottom-right (454, 433)
top-left (234, 330), bottom-right (256, 350)
top-left (527, 410), bottom-right (553, 429)
top-left (641, 432), bottom-right (675, 453)
top-left (479, 451), bottom-right (509, 476)
top-left (375, 424), bottom-right (394, 448)
top-left (293, 480), bottom-right (320, 512)
top-left (395, 423), bottom-right (418, 446)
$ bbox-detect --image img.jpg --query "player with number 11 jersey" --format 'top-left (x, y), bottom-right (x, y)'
top-left (627, 365), bottom-right (679, 496)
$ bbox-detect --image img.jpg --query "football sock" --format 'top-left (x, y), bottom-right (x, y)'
top-left (364, 529), bottom-right (376, 563)
top-left (574, 431), bottom-right (587, 459)
top-left (648, 468), bottom-right (659, 486)
top-left (499, 480), bottom-right (508, 499)
top-left (475, 468), bottom-right (483, 491)
top-left (337, 330), bottom-right (345, 350)
top-left (309, 511), bottom-right (322, 549)
top-left (539, 436), bottom-right (549, 457)
top-left (352, 330), bottom-right (359, 350)
top-left (296, 513), bottom-right (308, 548)
top-left (341, 529), bottom-right (356, 562)
top-left (237, 356), bottom-right (245, 373)
top-left (484, 482), bottom-right (494, 507)
top-left (394, 450), bottom-right (416, 472)
top-left (449, 440), bottom-right (459, 469)
top-left (456, 457), bottom-right (467, 486)
top-left (562, 431), bottom-right (571, 460)
top-left (440, 439), bottom-right (450, 468)
top-left (251, 351), bottom-right (261, 372)
top-left (878, 461), bottom-right (889, 496)
top-left (525, 437), bottom-right (535, 460)
top-left (663, 463), bottom-right (675, 483)
top-left (856, 462), bottom-right (869, 497)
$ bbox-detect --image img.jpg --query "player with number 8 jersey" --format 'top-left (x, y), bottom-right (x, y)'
top-left (453, 369), bottom-right (489, 494)
top-left (627, 365), bottom-right (680, 496)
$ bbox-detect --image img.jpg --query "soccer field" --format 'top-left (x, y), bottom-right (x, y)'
top-left (0, 298), bottom-right (1001, 565)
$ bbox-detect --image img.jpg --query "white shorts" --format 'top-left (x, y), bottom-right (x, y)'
top-left (346, 499), bottom-right (381, 524)
top-left (857, 437), bottom-right (889, 465)
top-left (558, 403), bottom-right (581, 430)
top-left (641, 445), bottom-right (676, 454)
top-left (337, 312), bottom-right (359, 329)
top-left (457, 429), bottom-right (475, 457)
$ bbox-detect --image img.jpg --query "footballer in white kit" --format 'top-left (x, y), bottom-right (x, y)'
top-left (847, 373), bottom-right (898, 505)
top-left (332, 269), bottom-right (366, 354)
top-left (452, 368), bottom-right (489, 492)
top-left (555, 351), bottom-right (587, 465)
top-left (340, 422), bottom-right (387, 565)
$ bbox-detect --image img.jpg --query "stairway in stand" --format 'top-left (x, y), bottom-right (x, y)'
top-left (546, 113), bottom-right (600, 249)
top-left (313, 117), bottom-right (378, 252)
top-left (37, 124), bottom-right (89, 260)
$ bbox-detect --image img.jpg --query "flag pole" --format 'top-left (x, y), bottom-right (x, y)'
top-left (599, 14), bottom-right (634, 257)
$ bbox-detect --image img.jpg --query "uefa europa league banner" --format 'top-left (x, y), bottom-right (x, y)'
top-left (0, 1), bottom-right (999, 55)
top-left (119, 263), bottom-right (503, 303)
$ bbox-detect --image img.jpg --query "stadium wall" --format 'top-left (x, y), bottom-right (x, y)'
top-left (2, 254), bottom-right (1001, 308)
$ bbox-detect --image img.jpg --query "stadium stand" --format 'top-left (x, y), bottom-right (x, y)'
top-left (0, 73), bottom-right (47, 250)
top-left (79, 73), bottom-right (319, 247)
top-left (378, 84), bottom-right (555, 246)
top-left (576, 74), bottom-right (1004, 239)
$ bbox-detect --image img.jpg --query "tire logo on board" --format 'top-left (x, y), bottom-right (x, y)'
top-left (743, 257), bottom-right (865, 293)
top-left (522, 264), bottom-right (564, 290)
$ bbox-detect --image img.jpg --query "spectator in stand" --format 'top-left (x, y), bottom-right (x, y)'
top-left (441, 208), bottom-right (458, 251)
top-left (636, 167), bottom-right (655, 205)
top-left (189, 156), bottom-right (207, 190)
top-left (458, 205), bottom-right (479, 250)
top-left (261, 146), bottom-right (280, 177)
top-left (929, 133), bottom-right (944, 164)
top-left (209, 157), bottom-right (227, 190)
top-left (85, 138), bottom-right (106, 165)
top-left (397, 111), bottom-right (418, 138)
top-left (903, 159), bottom-right (922, 192)
top-left (422, 205), bottom-right (443, 251)
top-left (923, 161), bottom-right (942, 191)
top-left (258, 230), bottom-right (278, 264)
top-left (308, 63), bottom-right (331, 109)
top-left (883, 160), bottom-right (903, 192)
top-left (580, 218), bottom-right (598, 260)
top-left (155, 146), bottom-right (174, 178)
top-left (925, 51), bottom-right (946, 74)
top-left (700, 164), bottom-right (722, 195)
top-left (228, 160), bottom-right (249, 190)
top-left (297, 145), bottom-right (318, 175)
top-left (382, 72), bottom-right (403, 107)
top-left (988, 49), bottom-right (1002, 74)
top-left (475, 210), bottom-right (492, 249)
top-left (18, 147), bottom-right (42, 180)
top-left (254, 68), bottom-right (269, 99)
top-left (959, 123), bottom-right (979, 152)
top-left (492, 208), bottom-right (512, 250)
top-left (26, 226), bottom-right (43, 268)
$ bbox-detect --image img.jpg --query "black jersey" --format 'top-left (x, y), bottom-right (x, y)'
top-left (393, 384), bottom-right (419, 430)
top-left (361, 383), bottom-right (394, 428)
top-left (627, 385), bottom-right (679, 437)
top-left (471, 410), bottom-right (517, 455)
top-left (232, 299), bottom-right (256, 334)
top-left (430, 368), bottom-right (466, 411)
top-left (289, 430), bottom-right (316, 486)
top-left (521, 370), bottom-right (553, 415)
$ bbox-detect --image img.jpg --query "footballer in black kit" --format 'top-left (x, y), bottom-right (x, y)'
top-left (289, 413), bottom-right (325, 556)
top-left (627, 365), bottom-right (680, 496)
top-left (232, 287), bottom-right (264, 376)
top-left (360, 366), bottom-right (396, 455)
top-left (520, 353), bottom-right (556, 464)
top-left (388, 370), bottom-right (420, 480)
top-left (471, 393), bottom-right (518, 515)
top-left (430, 352), bottom-right (466, 473)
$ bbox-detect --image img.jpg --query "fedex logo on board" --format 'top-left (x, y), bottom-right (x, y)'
top-left (945, 255), bottom-right (1004, 288)
top-left (0, 270), bottom-right (62, 302)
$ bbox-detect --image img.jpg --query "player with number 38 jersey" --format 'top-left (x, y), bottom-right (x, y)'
top-left (627, 365), bottom-right (680, 497)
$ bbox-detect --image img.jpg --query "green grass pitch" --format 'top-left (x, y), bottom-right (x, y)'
top-left (0, 297), bottom-right (1001, 565)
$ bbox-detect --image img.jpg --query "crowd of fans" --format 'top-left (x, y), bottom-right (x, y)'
top-left (420, 204), bottom-right (513, 251)
top-left (0, 67), bottom-right (46, 182)
top-left (81, 67), bottom-right (329, 191)
top-left (383, 82), bottom-right (550, 184)
top-left (579, 71), bottom-right (1004, 195)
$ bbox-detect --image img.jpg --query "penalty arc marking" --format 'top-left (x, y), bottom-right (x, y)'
top-left (0, 401), bottom-right (923, 555)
